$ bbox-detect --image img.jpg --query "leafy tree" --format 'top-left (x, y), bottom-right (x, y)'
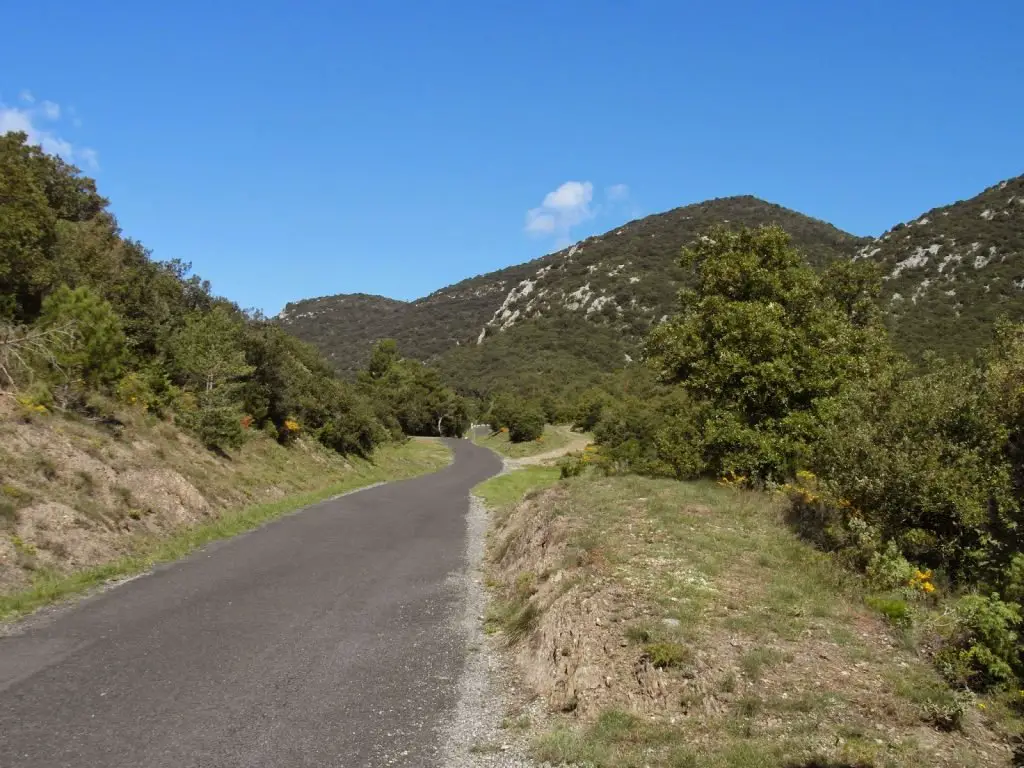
top-left (0, 133), bottom-right (56, 321)
top-left (38, 284), bottom-right (126, 389)
top-left (644, 225), bottom-right (887, 481)
top-left (358, 339), bottom-right (469, 437)
top-left (170, 305), bottom-right (253, 394)
top-left (365, 338), bottom-right (401, 381)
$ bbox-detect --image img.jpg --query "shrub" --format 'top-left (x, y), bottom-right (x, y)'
top-left (937, 593), bottom-right (1021, 688)
top-left (922, 689), bottom-right (972, 732)
top-left (865, 541), bottom-right (915, 592)
top-left (508, 403), bottom-right (544, 443)
top-left (115, 371), bottom-right (154, 410)
top-left (559, 454), bottom-right (586, 478)
top-left (179, 396), bottom-right (246, 453)
top-left (572, 388), bottom-right (610, 432)
top-left (644, 641), bottom-right (692, 669)
top-left (865, 595), bottom-right (913, 627)
top-left (810, 358), bottom-right (1016, 580)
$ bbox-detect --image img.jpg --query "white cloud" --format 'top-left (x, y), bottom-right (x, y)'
top-left (606, 183), bottom-right (630, 202)
top-left (525, 181), bottom-right (594, 239)
top-left (78, 147), bottom-right (99, 170)
top-left (0, 107), bottom-right (33, 135)
top-left (0, 93), bottom-right (97, 169)
top-left (525, 210), bottom-right (557, 234)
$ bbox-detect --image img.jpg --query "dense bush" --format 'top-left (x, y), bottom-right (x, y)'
top-left (643, 225), bottom-right (886, 482)
top-left (507, 402), bottom-right (544, 443)
top-left (485, 392), bottom-right (545, 443)
top-left (938, 594), bottom-right (1021, 688)
top-left (808, 356), bottom-right (1016, 579)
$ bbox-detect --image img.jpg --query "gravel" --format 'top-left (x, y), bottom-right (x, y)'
top-left (438, 495), bottom-right (539, 767)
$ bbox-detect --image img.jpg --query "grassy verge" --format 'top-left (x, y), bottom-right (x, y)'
top-left (489, 472), bottom-right (1008, 767)
top-left (472, 424), bottom-right (574, 459)
top-left (473, 465), bottom-right (561, 510)
top-left (0, 438), bottom-right (450, 620)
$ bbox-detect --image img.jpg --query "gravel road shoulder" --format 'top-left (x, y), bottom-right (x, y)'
top-left (439, 495), bottom-right (540, 767)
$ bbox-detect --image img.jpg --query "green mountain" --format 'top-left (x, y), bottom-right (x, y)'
top-left (856, 173), bottom-right (1024, 359)
top-left (281, 173), bottom-right (1024, 396)
top-left (279, 195), bottom-right (866, 379)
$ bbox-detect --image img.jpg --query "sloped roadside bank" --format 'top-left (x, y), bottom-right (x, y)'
top-left (1, 397), bottom-right (451, 620)
top-left (482, 472), bottom-right (1014, 767)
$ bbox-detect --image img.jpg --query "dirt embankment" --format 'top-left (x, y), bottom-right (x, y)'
top-left (0, 399), bottom-right (362, 594)
top-left (488, 487), bottom-right (672, 719)
top-left (486, 478), bottom-right (1014, 767)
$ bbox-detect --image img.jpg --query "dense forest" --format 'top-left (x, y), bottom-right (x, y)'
top-left (0, 131), bottom-right (467, 457)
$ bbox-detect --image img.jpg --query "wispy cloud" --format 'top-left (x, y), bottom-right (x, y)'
top-left (0, 93), bottom-right (97, 169)
top-left (525, 181), bottom-right (595, 241)
top-left (606, 183), bottom-right (630, 202)
top-left (525, 181), bottom-right (638, 245)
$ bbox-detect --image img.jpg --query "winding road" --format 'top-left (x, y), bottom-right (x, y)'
top-left (0, 439), bottom-right (502, 767)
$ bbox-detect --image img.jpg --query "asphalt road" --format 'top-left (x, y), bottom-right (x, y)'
top-left (0, 438), bottom-right (502, 768)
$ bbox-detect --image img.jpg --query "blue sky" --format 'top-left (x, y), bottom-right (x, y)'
top-left (2, 1), bottom-right (1022, 314)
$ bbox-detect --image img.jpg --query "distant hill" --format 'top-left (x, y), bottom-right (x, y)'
top-left (279, 196), bottom-right (867, 376)
top-left (281, 174), bottom-right (1024, 395)
top-left (853, 173), bottom-right (1024, 359)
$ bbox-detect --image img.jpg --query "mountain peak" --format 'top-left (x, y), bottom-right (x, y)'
top-left (279, 195), bottom-right (864, 371)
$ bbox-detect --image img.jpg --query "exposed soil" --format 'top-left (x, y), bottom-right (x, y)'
top-left (0, 398), bottom-right (385, 593)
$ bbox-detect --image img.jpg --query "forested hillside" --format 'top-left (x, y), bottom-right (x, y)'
top-left (284, 173), bottom-right (1024, 403)
top-left (856, 173), bottom-right (1024, 359)
top-left (0, 131), bottom-right (467, 455)
top-left (279, 196), bottom-right (866, 373)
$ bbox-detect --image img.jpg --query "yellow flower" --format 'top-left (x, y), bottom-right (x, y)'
top-left (283, 419), bottom-right (300, 432)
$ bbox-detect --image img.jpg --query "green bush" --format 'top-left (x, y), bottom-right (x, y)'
top-left (572, 388), bottom-right (610, 432)
top-left (508, 403), bottom-right (544, 443)
top-left (644, 641), bottom-right (693, 669)
top-left (809, 357), bottom-right (1016, 580)
top-left (39, 284), bottom-right (126, 388)
top-left (865, 595), bottom-right (913, 627)
top-left (180, 397), bottom-right (246, 453)
top-left (865, 542), bottom-right (915, 592)
top-left (559, 454), bottom-right (586, 478)
top-left (644, 225), bottom-right (887, 482)
top-left (937, 593), bottom-right (1021, 688)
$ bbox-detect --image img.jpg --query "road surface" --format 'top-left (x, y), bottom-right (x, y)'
top-left (0, 438), bottom-right (502, 767)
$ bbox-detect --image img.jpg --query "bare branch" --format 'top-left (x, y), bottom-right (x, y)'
top-left (0, 321), bottom-right (77, 391)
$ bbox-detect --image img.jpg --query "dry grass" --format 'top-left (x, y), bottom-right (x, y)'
top-left (485, 473), bottom-right (1014, 767)
top-left (0, 397), bottom-right (451, 616)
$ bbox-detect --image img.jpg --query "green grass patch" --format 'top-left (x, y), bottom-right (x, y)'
top-left (0, 439), bottom-right (450, 620)
top-left (473, 465), bottom-right (561, 509)
top-left (472, 424), bottom-right (575, 459)
top-left (644, 641), bottom-right (693, 669)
